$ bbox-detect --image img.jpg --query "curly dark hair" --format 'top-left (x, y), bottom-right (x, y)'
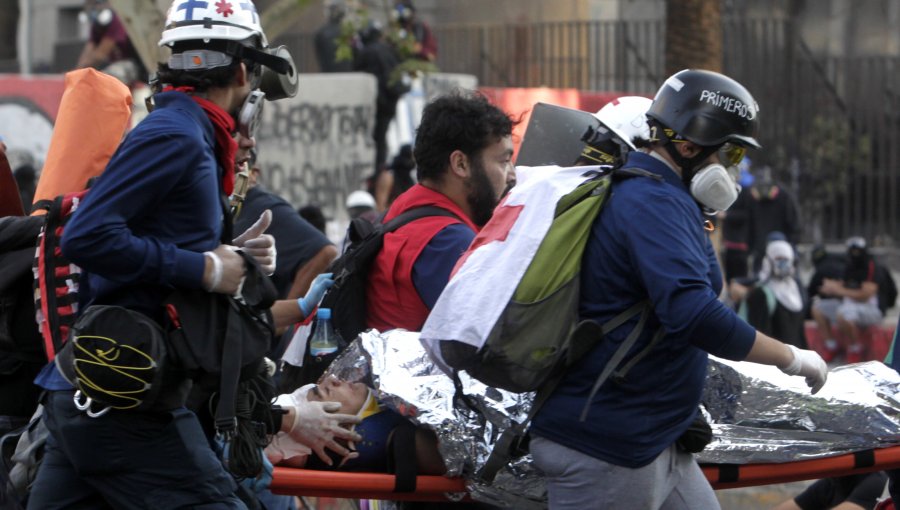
top-left (413, 92), bottom-right (513, 183)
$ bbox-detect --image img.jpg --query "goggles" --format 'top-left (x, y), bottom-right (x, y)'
top-left (655, 127), bottom-right (748, 167)
top-left (718, 142), bottom-right (747, 167)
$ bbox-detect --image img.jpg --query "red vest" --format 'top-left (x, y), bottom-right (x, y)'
top-left (366, 184), bottom-right (478, 331)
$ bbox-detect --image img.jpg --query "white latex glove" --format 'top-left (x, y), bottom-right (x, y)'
top-left (202, 245), bottom-right (246, 295)
top-left (233, 209), bottom-right (276, 275)
top-left (287, 390), bottom-right (362, 466)
top-left (780, 344), bottom-right (828, 394)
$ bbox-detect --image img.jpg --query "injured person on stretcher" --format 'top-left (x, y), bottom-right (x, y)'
top-left (265, 375), bottom-right (447, 475)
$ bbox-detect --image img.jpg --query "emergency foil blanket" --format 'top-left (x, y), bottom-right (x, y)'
top-left (325, 330), bottom-right (900, 507)
top-left (698, 356), bottom-right (900, 464)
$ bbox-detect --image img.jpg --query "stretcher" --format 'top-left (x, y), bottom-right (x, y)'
top-left (701, 444), bottom-right (900, 489)
top-left (270, 467), bottom-right (469, 502)
top-left (270, 445), bottom-right (900, 501)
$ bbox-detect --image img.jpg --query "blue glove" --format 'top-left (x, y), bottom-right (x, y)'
top-left (298, 272), bottom-right (334, 317)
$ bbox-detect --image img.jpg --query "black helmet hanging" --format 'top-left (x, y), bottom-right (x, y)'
top-left (646, 69), bottom-right (761, 149)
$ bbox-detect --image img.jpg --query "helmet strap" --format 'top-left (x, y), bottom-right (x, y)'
top-left (225, 41), bottom-right (290, 75)
top-left (650, 120), bottom-right (718, 187)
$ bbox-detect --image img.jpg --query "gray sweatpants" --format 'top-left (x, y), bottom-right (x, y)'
top-left (531, 436), bottom-right (720, 510)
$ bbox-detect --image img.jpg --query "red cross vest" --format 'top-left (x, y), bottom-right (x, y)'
top-left (365, 184), bottom-right (477, 331)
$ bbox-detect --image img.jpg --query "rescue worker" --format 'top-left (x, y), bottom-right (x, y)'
top-left (28, 2), bottom-right (359, 507)
top-left (528, 69), bottom-right (828, 510)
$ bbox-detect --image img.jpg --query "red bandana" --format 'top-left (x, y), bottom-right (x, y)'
top-left (163, 86), bottom-right (238, 195)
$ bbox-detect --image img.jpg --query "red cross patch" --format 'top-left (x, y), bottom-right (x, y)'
top-left (216, 0), bottom-right (233, 16)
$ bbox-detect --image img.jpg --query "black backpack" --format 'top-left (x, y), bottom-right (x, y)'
top-left (292, 206), bottom-right (460, 386)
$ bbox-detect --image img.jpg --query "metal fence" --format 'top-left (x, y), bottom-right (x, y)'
top-left (278, 18), bottom-right (900, 245)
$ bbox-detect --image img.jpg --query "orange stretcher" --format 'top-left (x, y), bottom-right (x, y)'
top-left (270, 445), bottom-right (900, 501)
top-left (701, 445), bottom-right (900, 489)
top-left (270, 467), bottom-right (469, 502)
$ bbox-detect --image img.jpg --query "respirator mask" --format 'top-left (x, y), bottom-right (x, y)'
top-left (238, 90), bottom-right (265, 139)
top-left (688, 143), bottom-right (746, 213)
top-left (239, 46), bottom-right (297, 138)
top-left (254, 45), bottom-right (298, 101)
top-left (161, 43), bottom-right (297, 134)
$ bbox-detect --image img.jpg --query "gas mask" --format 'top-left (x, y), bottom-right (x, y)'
top-left (167, 43), bottom-right (298, 101)
top-left (238, 90), bottom-right (265, 139)
top-left (256, 46), bottom-right (298, 101)
top-left (689, 163), bottom-right (740, 213)
top-left (688, 142), bottom-right (746, 213)
top-left (239, 46), bottom-right (296, 138)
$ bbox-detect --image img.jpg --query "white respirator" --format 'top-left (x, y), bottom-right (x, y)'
top-left (689, 163), bottom-right (740, 213)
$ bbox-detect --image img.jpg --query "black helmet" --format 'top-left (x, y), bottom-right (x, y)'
top-left (647, 69), bottom-right (761, 149)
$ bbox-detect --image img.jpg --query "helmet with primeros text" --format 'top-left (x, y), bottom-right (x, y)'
top-left (159, 0), bottom-right (267, 48)
top-left (646, 69), bottom-right (761, 149)
top-left (594, 96), bottom-right (652, 151)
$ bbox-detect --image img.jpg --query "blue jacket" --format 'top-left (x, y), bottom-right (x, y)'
top-left (530, 151), bottom-right (756, 468)
top-left (61, 91), bottom-right (221, 321)
top-left (36, 92), bottom-right (222, 391)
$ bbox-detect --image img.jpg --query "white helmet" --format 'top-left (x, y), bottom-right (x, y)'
top-left (159, 0), bottom-right (267, 48)
top-left (594, 96), bottom-right (653, 151)
top-left (345, 190), bottom-right (376, 210)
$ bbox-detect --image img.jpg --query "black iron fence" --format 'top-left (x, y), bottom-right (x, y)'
top-left (278, 18), bottom-right (900, 245)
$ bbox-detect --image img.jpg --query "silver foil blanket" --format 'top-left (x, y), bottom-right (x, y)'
top-left (698, 356), bottom-right (900, 464)
top-left (325, 330), bottom-right (545, 508)
top-left (324, 331), bottom-right (900, 507)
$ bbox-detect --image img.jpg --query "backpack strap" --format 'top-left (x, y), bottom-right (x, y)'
top-left (381, 205), bottom-right (462, 233)
top-left (35, 192), bottom-right (86, 360)
top-left (388, 421), bottom-right (418, 492)
top-left (477, 301), bottom-right (651, 483)
top-left (579, 301), bottom-right (655, 421)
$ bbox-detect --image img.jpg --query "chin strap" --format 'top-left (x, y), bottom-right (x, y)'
top-left (649, 120), bottom-right (718, 188)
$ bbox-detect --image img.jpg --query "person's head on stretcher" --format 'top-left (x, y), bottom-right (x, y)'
top-left (268, 376), bottom-right (446, 475)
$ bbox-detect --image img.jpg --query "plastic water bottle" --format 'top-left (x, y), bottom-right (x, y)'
top-left (309, 308), bottom-right (339, 357)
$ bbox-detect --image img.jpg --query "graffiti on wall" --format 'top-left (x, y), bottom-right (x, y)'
top-left (255, 73), bottom-right (378, 226)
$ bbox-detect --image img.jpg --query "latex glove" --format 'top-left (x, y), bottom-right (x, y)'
top-left (288, 393), bottom-right (361, 466)
top-left (233, 209), bottom-right (276, 275)
top-left (780, 344), bottom-right (828, 394)
top-left (298, 273), bottom-right (334, 317)
top-left (202, 244), bottom-right (246, 294)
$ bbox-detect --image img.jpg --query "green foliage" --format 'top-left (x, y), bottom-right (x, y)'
top-left (332, 1), bottom-right (440, 81)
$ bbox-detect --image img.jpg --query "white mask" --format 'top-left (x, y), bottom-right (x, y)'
top-left (689, 163), bottom-right (740, 212)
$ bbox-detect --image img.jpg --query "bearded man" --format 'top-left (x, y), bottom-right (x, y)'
top-left (365, 92), bottom-right (515, 331)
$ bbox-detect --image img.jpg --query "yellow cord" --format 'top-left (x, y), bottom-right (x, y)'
top-left (72, 335), bottom-right (157, 410)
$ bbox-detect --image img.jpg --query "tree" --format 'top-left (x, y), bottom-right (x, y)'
top-left (664, 0), bottom-right (723, 75)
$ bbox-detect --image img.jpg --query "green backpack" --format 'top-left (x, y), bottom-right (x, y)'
top-left (439, 167), bottom-right (662, 394)
top-left (435, 166), bottom-right (664, 482)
